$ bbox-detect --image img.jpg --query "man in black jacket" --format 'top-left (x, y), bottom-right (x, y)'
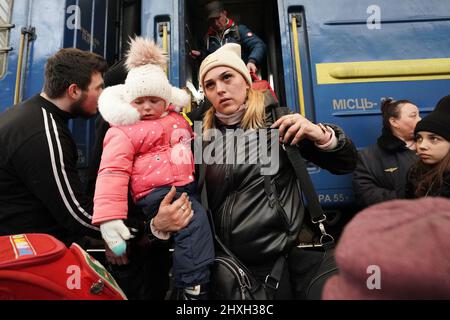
top-left (0, 48), bottom-right (107, 247)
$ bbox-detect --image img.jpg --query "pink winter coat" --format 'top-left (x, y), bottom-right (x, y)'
top-left (92, 112), bottom-right (195, 225)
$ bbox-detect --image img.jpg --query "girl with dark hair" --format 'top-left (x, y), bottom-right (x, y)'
top-left (353, 98), bottom-right (421, 208)
top-left (406, 95), bottom-right (450, 198)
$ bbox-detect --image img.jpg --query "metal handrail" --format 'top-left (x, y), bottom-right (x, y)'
top-left (162, 23), bottom-right (169, 76)
top-left (14, 27), bottom-right (36, 104)
top-left (291, 15), bottom-right (306, 117)
top-left (0, 47), bottom-right (13, 53)
top-left (0, 23), bottom-right (15, 30)
top-left (14, 31), bottom-right (26, 104)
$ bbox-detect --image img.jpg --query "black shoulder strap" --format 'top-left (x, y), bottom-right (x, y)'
top-left (272, 107), bottom-right (324, 221)
top-left (272, 107), bottom-right (335, 246)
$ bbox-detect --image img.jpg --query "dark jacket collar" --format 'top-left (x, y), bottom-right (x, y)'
top-left (377, 127), bottom-right (408, 152)
top-left (31, 94), bottom-right (74, 123)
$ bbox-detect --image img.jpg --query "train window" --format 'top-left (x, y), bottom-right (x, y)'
top-left (0, 0), bottom-right (14, 78)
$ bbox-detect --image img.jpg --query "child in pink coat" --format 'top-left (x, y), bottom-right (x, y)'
top-left (92, 37), bottom-right (214, 299)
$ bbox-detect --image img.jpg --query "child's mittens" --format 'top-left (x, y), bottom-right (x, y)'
top-left (100, 220), bottom-right (131, 256)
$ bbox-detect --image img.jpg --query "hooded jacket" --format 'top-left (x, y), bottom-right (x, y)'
top-left (92, 96), bottom-right (194, 225)
top-left (203, 94), bottom-right (357, 267)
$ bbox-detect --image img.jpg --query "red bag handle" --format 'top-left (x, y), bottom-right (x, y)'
top-left (250, 71), bottom-right (260, 81)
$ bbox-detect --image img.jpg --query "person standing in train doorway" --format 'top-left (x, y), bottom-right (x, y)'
top-left (190, 0), bottom-right (267, 74)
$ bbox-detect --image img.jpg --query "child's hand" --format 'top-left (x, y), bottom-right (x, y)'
top-left (100, 220), bottom-right (131, 256)
top-left (104, 242), bottom-right (129, 266)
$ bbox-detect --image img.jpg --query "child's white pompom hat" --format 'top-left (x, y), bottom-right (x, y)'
top-left (99, 37), bottom-right (190, 126)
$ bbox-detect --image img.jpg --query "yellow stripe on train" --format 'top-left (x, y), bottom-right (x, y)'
top-left (316, 58), bottom-right (450, 85)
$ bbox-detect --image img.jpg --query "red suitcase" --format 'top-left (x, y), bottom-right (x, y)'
top-left (0, 234), bottom-right (126, 300)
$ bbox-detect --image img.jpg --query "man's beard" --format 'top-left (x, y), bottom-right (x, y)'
top-left (70, 93), bottom-right (95, 119)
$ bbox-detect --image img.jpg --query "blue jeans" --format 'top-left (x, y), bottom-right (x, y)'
top-left (138, 183), bottom-right (215, 288)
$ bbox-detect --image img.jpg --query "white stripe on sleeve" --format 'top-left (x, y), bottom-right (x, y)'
top-left (49, 113), bottom-right (93, 220)
top-left (41, 108), bottom-right (99, 231)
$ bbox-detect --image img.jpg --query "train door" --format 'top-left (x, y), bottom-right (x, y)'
top-left (0, 0), bottom-right (67, 112)
top-left (63, 0), bottom-right (117, 180)
top-left (142, 0), bottom-right (285, 106)
top-left (193, 0), bottom-right (284, 97)
top-left (280, 0), bottom-right (450, 207)
top-left (63, 0), bottom-right (140, 181)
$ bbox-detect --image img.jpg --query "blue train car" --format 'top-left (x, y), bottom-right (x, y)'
top-left (2, 0), bottom-right (450, 208)
top-left (279, 0), bottom-right (450, 207)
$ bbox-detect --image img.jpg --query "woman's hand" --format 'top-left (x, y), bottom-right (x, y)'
top-left (271, 113), bottom-right (330, 146)
top-left (152, 186), bottom-right (194, 233)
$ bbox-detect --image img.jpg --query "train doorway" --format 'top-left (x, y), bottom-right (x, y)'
top-left (183, 0), bottom-right (286, 106)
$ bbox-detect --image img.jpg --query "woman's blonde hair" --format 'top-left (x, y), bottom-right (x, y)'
top-left (203, 88), bottom-right (266, 133)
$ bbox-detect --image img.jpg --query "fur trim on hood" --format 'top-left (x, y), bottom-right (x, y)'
top-left (99, 37), bottom-right (191, 126)
top-left (98, 85), bottom-right (141, 126)
top-left (98, 85), bottom-right (191, 126)
top-left (171, 87), bottom-right (191, 110)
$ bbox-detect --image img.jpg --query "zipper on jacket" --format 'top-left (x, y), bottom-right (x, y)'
top-left (223, 138), bottom-right (238, 246)
top-left (215, 257), bottom-right (251, 299)
top-left (224, 191), bottom-right (237, 246)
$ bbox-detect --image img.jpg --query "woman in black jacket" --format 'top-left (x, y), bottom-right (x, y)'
top-left (353, 98), bottom-right (421, 208)
top-left (151, 43), bottom-right (357, 299)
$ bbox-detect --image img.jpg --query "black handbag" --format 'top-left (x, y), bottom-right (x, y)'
top-left (209, 233), bottom-right (285, 300)
top-left (288, 243), bottom-right (337, 299)
top-left (273, 107), bottom-right (339, 300)
top-left (203, 201), bottom-right (285, 300)
top-left (199, 169), bottom-right (285, 300)
top-left (211, 253), bottom-right (265, 300)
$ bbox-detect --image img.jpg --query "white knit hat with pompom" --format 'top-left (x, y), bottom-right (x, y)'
top-left (99, 37), bottom-right (190, 126)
